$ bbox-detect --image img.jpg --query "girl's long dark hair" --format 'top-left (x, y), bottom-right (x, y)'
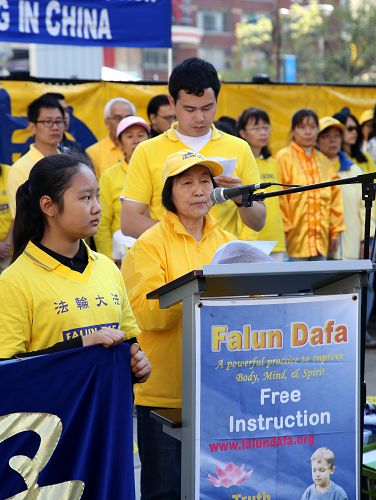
top-left (12, 154), bottom-right (89, 262)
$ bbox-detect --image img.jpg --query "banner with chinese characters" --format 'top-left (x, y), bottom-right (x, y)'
top-left (197, 295), bottom-right (359, 499)
top-left (0, 344), bottom-right (135, 499)
top-left (0, 0), bottom-right (171, 47)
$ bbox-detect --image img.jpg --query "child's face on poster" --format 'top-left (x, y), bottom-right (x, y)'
top-left (311, 459), bottom-right (333, 489)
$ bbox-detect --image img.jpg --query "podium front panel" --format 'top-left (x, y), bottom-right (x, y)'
top-left (191, 294), bottom-right (360, 499)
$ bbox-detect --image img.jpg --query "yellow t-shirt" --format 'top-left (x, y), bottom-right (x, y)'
top-left (86, 135), bottom-right (124, 179)
top-left (94, 159), bottom-right (128, 259)
top-left (122, 124), bottom-right (260, 237)
top-left (122, 211), bottom-right (235, 408)
top-left (350, 151), bottom-right (376, 174)
top-left (0, 241), bottom-right (139, 357)
top-left (239, 156), bottom-right (286, 252)
top-left (330, 159), bottom-right (366, 260)
top-left (8, 145), bottom-right (45, 218)
top-left (0, 164), bottom-right (12, 241)
top-left (276, 142), bottom-right (345, 258)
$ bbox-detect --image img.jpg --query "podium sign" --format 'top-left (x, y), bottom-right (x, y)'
top-left (196, 295), bottom-right (359, 499)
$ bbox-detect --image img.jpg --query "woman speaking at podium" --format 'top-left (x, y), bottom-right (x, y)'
top-left (122, 149), bottom-right (236, 500)
top-left (0, 154), bottom-right (150, 383)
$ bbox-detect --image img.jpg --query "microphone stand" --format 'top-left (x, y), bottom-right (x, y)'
top-left (241, 171), bottom-right (376, 467)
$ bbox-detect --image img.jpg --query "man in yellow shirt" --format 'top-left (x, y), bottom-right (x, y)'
top-left (8, 95), bottom-right (65, 217)
top-left (121, 58), bottom-right (266, 239)
top-left (86, 98), bottom-right (136, 179)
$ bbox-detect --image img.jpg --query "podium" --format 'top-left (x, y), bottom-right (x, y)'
top-left (149, 260), bottom-right (372, 500)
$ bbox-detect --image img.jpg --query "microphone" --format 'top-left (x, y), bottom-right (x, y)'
top-left (210, 182), bottom-right (272, 205)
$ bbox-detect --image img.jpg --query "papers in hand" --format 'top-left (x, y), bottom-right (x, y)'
top-left (211, 240), bottom-right (277, 265)
top-left (112, 230), bottom-right (136, 261)
top-left (208, 157), bottom-right (237, 177)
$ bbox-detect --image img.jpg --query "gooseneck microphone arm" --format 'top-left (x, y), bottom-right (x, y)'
top-left (249, 171), bottom-right (376, 259)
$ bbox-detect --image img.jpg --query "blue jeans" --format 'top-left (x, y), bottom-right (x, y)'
top-left (136, 405), bottom-right (181, 500)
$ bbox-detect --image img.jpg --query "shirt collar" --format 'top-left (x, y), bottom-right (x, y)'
top-left (24, 240), bottom-right (96, 271)
top-left (164, 210), bottom-right (216, 237)
top-left (291, 141), bottom-right (316, 158)
top-left (165, 123), bottom-right (223, 142)
top-left (105, 135), bottom-right (120, 152)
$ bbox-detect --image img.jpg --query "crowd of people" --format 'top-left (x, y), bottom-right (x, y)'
top-left (0, 57), bottom-right (376, 498)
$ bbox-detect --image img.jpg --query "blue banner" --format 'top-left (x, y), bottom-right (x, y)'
top-left (197, 295), bottom-right (359, 499)
top-left (0, 0), bottom-right (171, 47)
top-left (0, 344), bottom-right (135, 499)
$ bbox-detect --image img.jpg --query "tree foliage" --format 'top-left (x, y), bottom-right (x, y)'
top-left (227, 0), bottom-right (376, 84)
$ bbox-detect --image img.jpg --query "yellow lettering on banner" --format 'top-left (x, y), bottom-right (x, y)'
top-left (212, 325), bottom-right (283, 352)
top-left (0, 412), bottom-right (84, 498)
top-left (291, 321), bottom-right (348, 347)
top-left (212, 325), bottom-right (227, 351)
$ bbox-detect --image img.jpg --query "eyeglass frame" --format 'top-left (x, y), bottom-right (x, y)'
top-left (244, 125), bottom-right (271, 132)
top-left (35, 119), bottom-right (66, 128)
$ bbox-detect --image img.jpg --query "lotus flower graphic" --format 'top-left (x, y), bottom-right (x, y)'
top-left (208, 462), bottom-right (253, 488)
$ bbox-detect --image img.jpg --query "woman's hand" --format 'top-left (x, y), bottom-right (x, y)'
top-left (329, 236), bottom-right (340, 254)
top-left (130, 343), bottom-right (151, 383)
top-left (82, 328), bottom-right (125, 348)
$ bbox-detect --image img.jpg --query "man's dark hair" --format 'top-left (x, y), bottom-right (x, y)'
top-left (168, 58), bottom-right (221, 102)
top-left (27, 95), bottom-right (64, 123)
top-left (43, 92), bottom-right (65, 101)
top-left (147, 94), bottom-right (170, 119)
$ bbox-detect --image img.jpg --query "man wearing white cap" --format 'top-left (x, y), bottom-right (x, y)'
top-left (94, 116), bottom-right (150, 262)
top-left (86, 97), bottom-right (136, 179)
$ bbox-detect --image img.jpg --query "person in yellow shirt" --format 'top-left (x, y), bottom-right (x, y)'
top-left (94, 116), bottom-right (150, 262)
top-left (276, 109), bottom-right (345, 260)
top-left (237, 107), bottom-right (286, 260)
top-left (122, 149), bottom-right (235, 500)
top-left (0, 163), bottom-right (12, 271)
top-left (121, 57), bottom-right (265, 239)
top-left (0, 154), bottom-right (151, 387)
top-left (8, 95), bottom-right (65, 218)
top-left (86, 97), bottom-right (136, 179)
top-left (316, 117), bottom-right (368, 260)
top-left (333, 107), bottom-right (376, 174)
top-left (359, 109), bottom-right (374, 150)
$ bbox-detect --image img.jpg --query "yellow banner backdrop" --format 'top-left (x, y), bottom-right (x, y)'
top-left (1, 80), bottom-right (375, 164)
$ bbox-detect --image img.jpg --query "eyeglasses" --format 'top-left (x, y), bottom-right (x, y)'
top-left (157, 114), bottom-right (176, 122)
top-left (245, 125), bottom-right (271, 132)
top-left (346, 126), bottom-right (358, 132)
top-left (107, 114), bottom-right (132, 123)
top-left (36, 119), bottom-right (66, 128)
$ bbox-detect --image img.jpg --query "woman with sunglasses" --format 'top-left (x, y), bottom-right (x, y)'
top-left (333, 107), bottom-right (375, 174)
